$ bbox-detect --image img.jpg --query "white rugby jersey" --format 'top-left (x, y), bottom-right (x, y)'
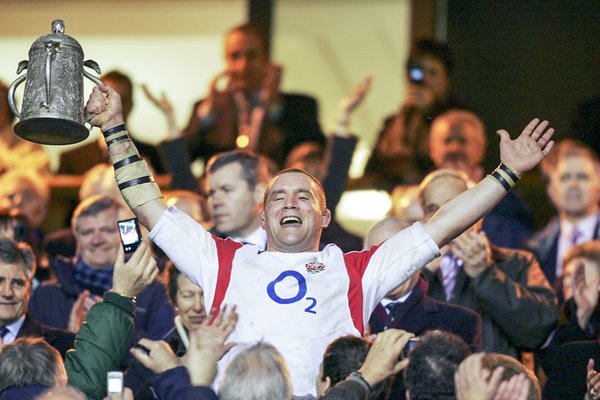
top-left (149, 206), bottom-right (439, 396)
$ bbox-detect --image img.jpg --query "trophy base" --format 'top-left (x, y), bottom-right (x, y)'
top-left (14, 118), bottom-right (90, 145)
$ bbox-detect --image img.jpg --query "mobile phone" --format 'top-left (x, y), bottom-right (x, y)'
top-left (401, 337), bottom-right (420, 359)
top-left (106, 371), bottom-right (124, 397)
top-left (117, 218), bottom-right (142, 254)
top-left (408, 64), bottom-right (425, 85)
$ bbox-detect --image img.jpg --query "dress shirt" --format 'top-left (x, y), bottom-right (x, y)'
top-left (0, 315), bottom-right (25, 344)
top-left (557, 213), bottom-right (598, 277)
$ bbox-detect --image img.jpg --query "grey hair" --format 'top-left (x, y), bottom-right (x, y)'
top-left (219, 343), bottom-right (293, 400)
top-left (35, 385), bottom-right (87, 400)
top-left (0, 337), bottom-right (67, 391)
top-left (0, 238), bottom-right (36, 278)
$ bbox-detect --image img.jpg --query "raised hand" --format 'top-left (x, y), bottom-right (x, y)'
top-left (455, 353), bottom-right (505, 400)
top-left (182, 304), bottom-right (239, 385)
top-left (573, 262), bottom-right (600, 330)
top-left (453, 231), bottom-right (491, 278)
top-left (497, 118), bottom-right (555, 175)
top-left (358, 329), bottom-right (414, 387)
top-left (586, 359), bottom-right (600, 400)
top-left (142, 84), bottom-right (178, 138)
top-left (339, 76), bottom-right (372, 117)
top-left (493, 373), bottom-right (530, 400)
top-left (85, 85), bottom-right (124, 131)
top-left (111, 241), bottom-right (159, 298)
top-left (130, 338), bottom-right (180, 374)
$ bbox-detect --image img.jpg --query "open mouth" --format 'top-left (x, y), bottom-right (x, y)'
top-left (280, 216), bottom-right (302, 226)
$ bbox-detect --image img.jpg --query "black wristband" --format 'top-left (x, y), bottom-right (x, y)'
top-left (491, 170), bottom-right (512, 191)
top-left (106, 134), bottom-right (130, 148)
top-left (118, 176), bottom-right (155, 191)
top-left (498, 163), bottom-right (520, 182)
top-left (114, 154), bottom-right (142, 170)
top-left (349, 371), bottom-right (372, 393)
top-left (102, 123), bottom-right (126, 138)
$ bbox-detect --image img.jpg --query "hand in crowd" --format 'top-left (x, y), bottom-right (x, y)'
top-left (455, 353), bottom-right (505, 400)
top-left (130, 338), bottom-right (180, 374)
top-left (358, 329), bottom-right (414, 387)
top-left (586, 359), bottom-right (600, 400)
top-left (497, 118), bottom-right (554, 176)
top-left (183, 304), bottom-right (239, 386)
top-left (85, 84), bottom-right (124, 131)
top-left (67, 290), bottom-right (100, 333)
top-left (455, 353), bottom-right (530, 400)
top-left (111, 241), bottom-right (159, 299)
top-left (259, 62), bottom-right (283, 106)
top-left (572, 262), bottom-right (600, 330)
top-left (104, 387), bottom-right (134, 400)
top-left (142, 84), bottom-right (178, 139)
top-left (452, 230), bottom-right (492, 278)
top-left (336, 75), bottom-right (372, 133)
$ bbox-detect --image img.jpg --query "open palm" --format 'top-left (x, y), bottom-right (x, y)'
top-left (498, 118), bottom-right (555, 175)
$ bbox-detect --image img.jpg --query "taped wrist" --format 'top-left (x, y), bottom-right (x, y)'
top-left (103, 127), bottom-right (162, 208)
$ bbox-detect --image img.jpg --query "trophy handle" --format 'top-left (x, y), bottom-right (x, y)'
top-left (8, 61), bottom-right (28, 119)
top-left (83, 60), bottom-right (104, 131)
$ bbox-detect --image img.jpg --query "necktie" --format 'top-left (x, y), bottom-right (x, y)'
top-left (570, 227), bottom-right (582, 246)
top-left (384, 302), bottom-right (400, 329)
top-left (441, 252), bottom-right (462, 301)
top-left (0, 326), bottom-right (9, 344)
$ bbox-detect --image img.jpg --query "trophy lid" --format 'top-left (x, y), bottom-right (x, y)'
top-left (28, 19), bottom-right (84, 54)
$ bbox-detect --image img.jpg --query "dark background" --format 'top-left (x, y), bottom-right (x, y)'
top-left (446, 0), bottom-right (600, 228)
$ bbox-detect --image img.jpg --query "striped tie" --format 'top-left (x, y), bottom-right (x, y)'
top-left (570, 227), bottom-right (582, 246)
top-left (441, 251), bottom-right (463, 301)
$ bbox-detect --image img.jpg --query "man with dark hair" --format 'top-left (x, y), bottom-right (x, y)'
top-left (404, 330), bottom-right (471, 400)
top-left (205, 149), bottom-right (272, 248)
top-left (0, 238), bottom-right (74, 357)
top-left (365, 39), bottom-right (464, 188)
top-left (29, 195), bottom-right (174, 345)
top-left (58, 70), bottom-right (163, 175)
top-left (85, 83), bottom-right (554, 396)
top-left (181, 23), bottom-right (325, 168)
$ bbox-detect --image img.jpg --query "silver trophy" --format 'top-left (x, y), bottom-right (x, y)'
top-left (7, 19), bottom-right (104, 145)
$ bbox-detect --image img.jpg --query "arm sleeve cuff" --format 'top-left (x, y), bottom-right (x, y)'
top-left (103, 291), bottom-right (136, 317)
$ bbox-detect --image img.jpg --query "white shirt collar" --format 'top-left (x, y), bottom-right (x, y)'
top-left (382, 291), bottom-right (413, 310)
top-left (1, 315), bottom-right (26, 345)
top-left (232, 227), bottom-right (268, 251)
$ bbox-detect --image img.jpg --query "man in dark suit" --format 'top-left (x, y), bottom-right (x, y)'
top-left (527, 140), bottom-right (600, 300)
top-left (181, 23), bottom-right (325, 168)
top-left (0, 238), bottom-right (74, 357)
top-left (58, 70), bottom-right (164, 175)
top-left (419, 169), bottom-right (558, 359)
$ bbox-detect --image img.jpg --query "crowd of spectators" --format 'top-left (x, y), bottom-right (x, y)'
top-left (0, 22), bottom-right (598, 400)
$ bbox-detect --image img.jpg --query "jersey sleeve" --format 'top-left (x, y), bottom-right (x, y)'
top-left (344, 222), bottom-right (440, 321)
top-left (148, 206), bottom-right (241, 307)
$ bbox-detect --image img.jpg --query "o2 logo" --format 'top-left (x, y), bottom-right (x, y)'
top-left (266, 270), bottom-right (317, 314)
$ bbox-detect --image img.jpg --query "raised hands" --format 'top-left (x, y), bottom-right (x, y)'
top-left (452, 231), bottom-right (492, 278)
top-left (85, 85), bottom-right (124, 131)
top-left (455, 353), bottom-right (505, 400)
top-left (338, 76), bottom-right (372, 119)
top-left (183, 304), bottom-right (239, 385)
top-left (573, 262), bottom-right (600, 330)
top-left (111, 241), bottom-right (159, 299)
top-left (497, 118), bottom-right (555, 176)
top-left (586, 359), bottom-right (600, 400)
top-left (130, 338), bottom-right (180, 374)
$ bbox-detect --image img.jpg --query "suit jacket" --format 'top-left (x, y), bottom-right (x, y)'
top-left (526, 213), bottom-right (600, 288)
top-left (58, 138), bottom-right (164, 175)
top-left (368, 277), bottom-right (482, 400)
top-left (16, 313), bottom-right (75, 358)
top-left (369, 277), bottom-right (482, 351)
top-left (422, 245), bottom-right (558, 359)
top-left (182, 92), bottom-right (326, 167)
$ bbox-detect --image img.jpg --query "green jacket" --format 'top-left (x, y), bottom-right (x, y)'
top-left (65, 291), bottom-right (136, 400)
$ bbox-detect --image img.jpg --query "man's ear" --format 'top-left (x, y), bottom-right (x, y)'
top-left (254, 183), bottom-right (266, 205)
top-left (321, 208), bottom-right (332, 228)
top-left (259, 209), bottom-right (267, 230)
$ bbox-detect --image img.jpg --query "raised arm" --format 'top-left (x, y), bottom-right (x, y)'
top-left (85, 85), bottom-right (166, 230)
top-left (424, 118), bottom-right (555, 247)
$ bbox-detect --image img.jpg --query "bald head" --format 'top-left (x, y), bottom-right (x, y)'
top-left (419, 169), bottom-right (472, 222)
top-left (429, 109), bottom-right (487, 175)
top-left (364, 216), bottom-right (412, 249)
